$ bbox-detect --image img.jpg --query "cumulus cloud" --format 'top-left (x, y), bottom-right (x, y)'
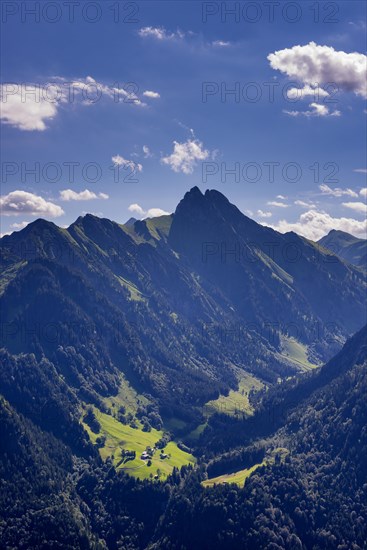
top-left (0, 84), bottom-right (58, 131)
top-left (267, 201), bottom-right (289, 208)
top-left (0, 191), bottom-right (64, 217)
top-left (268, 41), bottom-right (367, 98)
top-left (128, 203), bottom-right (170, 219)
top-left (342, 201), bottom-right (367, 214)
top-left (359, 188), bottom-right (367, 197)
top-left (266, 209), bottom-right (367, 240)
top-left (161, 138), bottom-right (209, 174)
top-left (112, 154), bottom-right (143, 172)
top-left (276, 195), bottom-right (287, 200)
top-left (138, 26), bottom-right (185, 40)
top-left (257, 210), bottom-right (272, 218)
top-left (286, 84), bottom-right (330, 100)
top-left (284, 102), bottom-right (340, 117)
top-left (143, 90), bottom-right (160, 99)
top-left (60, 189), bottom-right (109, 201)
top-left (319, 184), bottom-right (358, 197)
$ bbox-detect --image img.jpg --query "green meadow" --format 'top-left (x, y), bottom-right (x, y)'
top-left (82, 376), bottom-right (195, 480)
top-left (202, 462), bottom-right (266, 488)
top-left (83, 409), bottom-right (195, 480)
top-left (203, 370), bottom-right (265, 418)
top-left (202, 448), bottom-right (289, 488)
top-left (279, 336), bottom-right (319, 371)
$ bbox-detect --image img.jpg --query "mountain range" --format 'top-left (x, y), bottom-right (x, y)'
top-left (1, 187), bottom-right (366, 549)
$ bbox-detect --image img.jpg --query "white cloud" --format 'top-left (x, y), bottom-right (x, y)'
top-left (161, 138), bottom-right (209, 174)
top-left (268, 41), bottom-right (367, 98)
top-left (59, 189), bottom-right (109, 201)
top-left (354, 168), bottom-right (367, 173)
top-left (342, 201), bottom-right (367, 214)
top-left (128, 203), bottom-right (170, 219)
top-left (267, 201), bottom-right (289, 208)
top-left (294, 200), bottom-right (316, 208)
top-left (138, 26), bottom-right (185, 40)
top-left (309, 103), bottom-right (329, 116)
top-left (319, 184), bottom-right (358, 198)
top-left (143, 90), bottom-right (160, 99)
top-left (284, 102), bottom-right (341, 117)
top-left (0, 77), bottom-right (148, 131)
top-left (112, 154), bottom-right (143, 172)
top-left (257, 210), bottom-right (272, 218)
top-left (64, 76), bottom-right (146, 107)
top-left (146, 207), bottom-right (170, 218)
top-left (360, 188), bottom-right (367, 197)
top-left (128, 203), bottom-right (145, 216)
top-left (286, 84), bottom-right (330, 100)
top-left (10, 221), bottom-right (30, 230)
top-left (0, 191), bottom-right (64, 217)
top-left (0, 84), bottom-right (58, 131)
top-left (212, 40), bottom-right (231, 47)
top-left (266, 209), bottom-right (367, 240)
top-left (143, 145), bottom-right (152, 158)
top-left (276, 195), bottom-right (287, 200)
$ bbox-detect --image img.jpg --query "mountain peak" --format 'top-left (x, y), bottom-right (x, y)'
top-left (188, 185), bottom-right (203, 196)
top-left (177, 187), bottom-right (231, 215)
top-left (125, 217), bottom-right (138, 227)
top-left (204, 188), bottom-right (229, 202)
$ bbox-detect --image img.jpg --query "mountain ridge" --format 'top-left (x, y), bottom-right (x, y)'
top-left (318, 229), bottom-right (367, 269)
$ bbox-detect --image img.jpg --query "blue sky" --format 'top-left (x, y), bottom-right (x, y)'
top-left (1, 0), bottom-right (366, 239)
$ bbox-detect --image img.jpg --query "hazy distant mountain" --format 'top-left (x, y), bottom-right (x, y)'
top-left (318, 229), bottom-right (367, 269)
top-left (125, 216), bottom-right (138, 227)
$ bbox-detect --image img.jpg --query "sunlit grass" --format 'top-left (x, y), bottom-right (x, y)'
top-left (83, 408), bottom-right (195, 480)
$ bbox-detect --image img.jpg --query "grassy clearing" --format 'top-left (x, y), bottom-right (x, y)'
top-left (103, 375), bottom-right (149, 417)
top-left (115, 275), bottom-right (145, 301)
top-left (202, 447), bottom-right (289, 488)
top-left (204, 370), bottom-right (264, 418)
top-left (186, 423), bottom-right (207, 443)
top-left (202, 462), bottom-right (266, 488)
top-left (83, 408), bottom-right (195, 480)
top-left (279, 336), bottom-right (319, 371)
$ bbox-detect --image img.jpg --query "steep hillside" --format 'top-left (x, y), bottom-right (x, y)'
top-left (1, 188), bottom-right (365, 428)
top-left (153, 326), bottom-right (367, 549)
